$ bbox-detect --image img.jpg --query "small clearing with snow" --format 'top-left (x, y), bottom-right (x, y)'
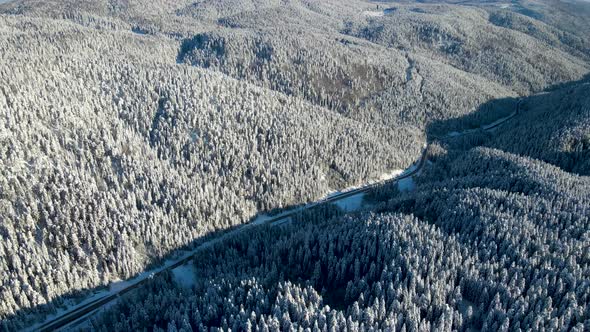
top-left (378, 169), bottom-right (404, 182)
top-left (334, 193), bottom-right (365, 212)
top-left (397, 177), bottom-right (416, 192)
top-left (172, 263), bottom-right (197, 288)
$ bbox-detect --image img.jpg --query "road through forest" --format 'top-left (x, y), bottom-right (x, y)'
top-left (33, 100), bottom-right (521, 331)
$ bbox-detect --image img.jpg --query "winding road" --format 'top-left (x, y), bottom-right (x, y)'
top-left (33, 100), bottom-right (521, 331)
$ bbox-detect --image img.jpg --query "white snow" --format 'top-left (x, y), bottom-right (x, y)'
top-left (59, 298), bottom-right (119, 331)
top-left (500, 4), bottom-right (510, 8)
top-left (109, 270), bottom-right (152, 293)
top-left (29, 246), bottom-right (208, 330)
top-left (334, 193), bottom-right (366, 212)
top-left (378, 169), bottom-right (404, 181)
top-left (252, 210), bottom-right (299, 226)
top-left (25, 289), bottom-right (111, 332)
top-left (25, 95), bottom-right (526, 330)
top-left (397, 177), bottom-right (416, 192)
top-left (105, 249), bottom-right (197, 292)
top-left (363, 10), bottom-right (384, 17)
top-left (172, 263), bottom-right (197, 288)
top-left (444, 109), bottom-right (517, 140)
top-left (323, 186), bottom-right (358, 199)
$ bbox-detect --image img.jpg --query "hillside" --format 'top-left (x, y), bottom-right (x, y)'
top-left (485, 79), bottom-right (590, 175)
top-left (88, 147), bottom-right (590, 331)
top-left (0, 0), bottom-right (589, 330)
top-left (0, 13), bottom-right (424, 325)
top-left (84, 82), bottom-right (590, 331)
top-left (433, 78), bottom-right (590, 175)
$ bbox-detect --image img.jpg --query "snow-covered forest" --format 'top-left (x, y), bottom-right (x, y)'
top-left (89, 147), bottom-right (590, 331)
top-left (0, 0), bottom-right (589, 330)
top-left (86, 82), bottom-right (590, 332)
top-left (0, 15), bottom-right (422, 324)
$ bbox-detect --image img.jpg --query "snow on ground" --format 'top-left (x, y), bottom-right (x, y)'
top-left (363, 10), bottom-right (384, 17)
top-left (397, 177), bottom-right (416, 192)
top-left (107, 249), bottom-right (196, 292)
top-left (109, 272), bottom-right (151, 293)
top-left (378, 169), bottom-right (404, 181)
top-left (400, 163), bottom-right (418, 176)
top-left (363, 7), bottom-right (396, 16)
top-left (28, 106), bottom-right (522, 329)
top-left (172, 263), bottom-right (197, 288)
top-left (34, 250), bottom-right (197, 329)
top-left (324, 187), bottom-right (357, 200)
top-left (322, 168), bottom-right (403, 201)
top-left (24, 287), bottom-right (115, 332)
top-left (500, 4), bottom-right (511, 8)
top-left (252, 210), bottom-right (299, 226)
top-left (334, 193), bottom-right (366, 212)
top-left (444, 110), bottom-right (516, 140)
top-left (60, 297), bottom-right (120, 331)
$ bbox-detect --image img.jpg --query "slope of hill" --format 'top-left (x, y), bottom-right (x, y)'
top-left (0, 0), bottom-right (589, 329)
top-left (433, 78), bottom-right (590, 175)
top-left (174, 0), bottom-right (590, 127)
top-left (82, 74), bottom-right (590, 332)
top-left (0, 13), bottom-right (422, 325)
top-left (87, 147), bottom-right (590, 331)
top-left (343, 3), bottom-right (588, 94)
top-left (485, 79), bottom-right (590, 175)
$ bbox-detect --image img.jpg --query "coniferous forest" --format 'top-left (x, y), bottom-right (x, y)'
top-left (0, 0), bottom-right (589, 330)
top-left (88, 85), bottom-right (590, 332)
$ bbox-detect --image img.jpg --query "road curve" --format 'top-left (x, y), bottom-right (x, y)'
top-left (34, 100), bottom-right (520, 332)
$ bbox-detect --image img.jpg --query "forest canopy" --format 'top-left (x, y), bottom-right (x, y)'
top-left (0, 0), bottom-right (589, 330)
